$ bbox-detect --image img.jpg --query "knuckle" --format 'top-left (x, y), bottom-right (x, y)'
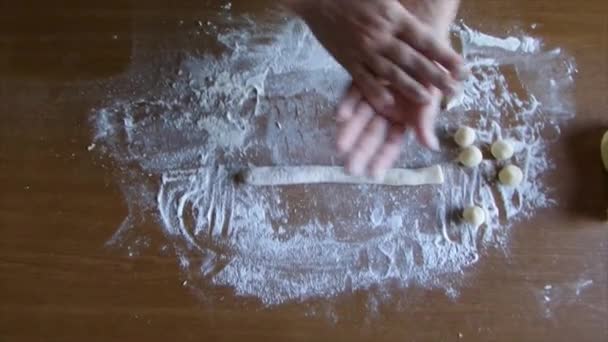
top-left (369, 29), bottom-right (390, 47)
top-left (365, 10), bottom-right (390, 31)
top-left (408, 54), bottom-right (426, 71)
top-left (357, 79), bottom-right (381, 100)
top-left (389, 70), bottom-right (410, 89)
top-left (375, 61), bottom-right (393, 77)
top-left (358, 32), bottom-right (377, 50)
top-left (357, 9), bottom-right (386, 30)
top-left (377, 2), bottom-right (393, 21)
top-left (386, 64), bottom-right (403, 81)
top-left (350, 66), bottom-right (365, 80)
top-left (382, 41), bottom-right (412, 67)
top-left (397, 45), bottom-right (413, 66)
top-left (410, 28), bottom-right (433, 50)
top-left (372, 116), bottom-right (388, 131)
top-left (408, 81), bottom-right (425, 95)
top-left (396, 75), bottom-right (422, 96)
top-left (435, 70), bottom-right (452, 87)
top-left (419, 58), bottom-right (450, 85)
top-left (351, 68), bottom-right (370, 86)
top-left (380, 41), bottom-right (397, 56)
top-left (414, 87), bottom-right (429, 100)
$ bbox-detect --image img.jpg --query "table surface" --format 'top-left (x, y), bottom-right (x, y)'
top-left (1, 0), bottom-right (607, 341)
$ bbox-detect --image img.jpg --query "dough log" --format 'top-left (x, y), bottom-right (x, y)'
top-left (239, 165), bottom-right (444, 186)
top-left (601, 130), bottom-right (608, 171)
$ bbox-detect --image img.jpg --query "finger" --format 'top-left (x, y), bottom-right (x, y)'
top-left (365, 53), bottom-right (431, 105)
top-left (336, 84), bottom-right (361, 122)
top-left (369, 126), bottom-right (406, 179)
top-left (336, 101), bottom-right (375, 154)
top-left (346, 116), bottom-right (389, 176)
top-left (413, 102), bottom-right (440, 151)
top-left (382, 40), bottom-right (459, 98)
top-left (396, 16), bottom-right (465, 78)
top-left (351, 65), bottom-right (394, 111)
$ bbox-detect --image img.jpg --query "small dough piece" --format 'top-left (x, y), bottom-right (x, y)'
top-left (499, 165), bottom-right (523, 186)
top-left (463, 206), bottom-right (485, 227)
top-left (454, 126), bottom-right (476, 147)
top-left (458, 146), bottom-right (483, 168)
top-left (240, 165), bottom-right (444, 186)
top-left (491, 139), bottom-right (514, 160)
top-left (601, 130), bottom-right (608, 171)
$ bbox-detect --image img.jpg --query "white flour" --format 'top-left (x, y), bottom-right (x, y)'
top-left (90, 14), bottom-right (576, 307)
top-left (537, 278), bottom-right (596, 319)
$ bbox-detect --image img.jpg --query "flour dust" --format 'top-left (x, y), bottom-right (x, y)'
top-left (90, 13), bottom-right (577, 307)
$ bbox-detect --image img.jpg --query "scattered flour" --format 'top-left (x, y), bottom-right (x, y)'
top-left (537, 278), bottom-right (596, 319)
top-left (90, 13), bottom-right (577, 307)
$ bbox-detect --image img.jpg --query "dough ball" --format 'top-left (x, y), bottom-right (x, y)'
top-left (491, 139), bottom-right (514, 160)
top-left (601, 130), bottom-right (608, 171)
top-left (463, 206), bottom-right (486, 226)
top-left (454, 126), bottom-right (476, 147)
top-left (499, 165), bottom-right (523, 186)
top-left (458, 146), bottom-right (483, 167)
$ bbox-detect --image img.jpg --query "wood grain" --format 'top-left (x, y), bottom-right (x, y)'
top-left (1, 0), bottom-right (607, 341)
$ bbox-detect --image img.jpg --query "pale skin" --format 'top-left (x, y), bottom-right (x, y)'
top-left (285, 0), bottom-right (463, 178)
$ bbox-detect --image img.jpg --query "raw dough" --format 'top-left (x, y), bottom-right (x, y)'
top-left (240, 165), bottom-right (444, 186)
top-left (458, 146), bottom-right (483, 167)
top-left (454, 126), bottom-right (476, 147)
top-left (463, 206), bottom-right (485, 227)
top-left (601, 130), bottom-right (608, 171)
top-left (491, 139), bottom-right (514, 160)
top-left (499, 165), bottom-right (523, 186)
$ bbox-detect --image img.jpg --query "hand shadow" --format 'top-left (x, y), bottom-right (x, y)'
top-left (0, 0), bottom-right (133, 82)
top-left (561, 124), bottom-right (608, 220)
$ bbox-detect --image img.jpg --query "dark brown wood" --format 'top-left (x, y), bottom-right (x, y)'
top-left (1, 0), bottom-right (607, 341)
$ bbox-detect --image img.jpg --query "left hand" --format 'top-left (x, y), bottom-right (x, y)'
top-left (335, 0), bottom-right (461, 178)
top-left (336, 83), bottom-right (442, 178)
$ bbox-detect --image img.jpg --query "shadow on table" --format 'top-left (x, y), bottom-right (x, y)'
top-left (0, 0), bottom-right (133, 81)
top-left (562, 124), bottom-right (608, 220)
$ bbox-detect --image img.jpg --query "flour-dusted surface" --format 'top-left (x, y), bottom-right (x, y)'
top-left (90, 12), bottom-right (577, 307)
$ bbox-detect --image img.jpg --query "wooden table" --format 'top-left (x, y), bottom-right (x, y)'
top-left (1, 0), bottom-right (607, 340)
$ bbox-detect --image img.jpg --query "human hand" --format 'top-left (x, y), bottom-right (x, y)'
top-left (336, 84), bottom-right (441, 178)
top-left (285, 0), bottom-right (466, 112)
top-left (333, 0), bottom-right (462, 178)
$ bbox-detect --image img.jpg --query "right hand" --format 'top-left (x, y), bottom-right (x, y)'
top-left (336, 83), bottom-right (442, 178)
top-left (286, 0), bottom-right (466, 111)
top-left (333, 0), bottom-right (464, 178)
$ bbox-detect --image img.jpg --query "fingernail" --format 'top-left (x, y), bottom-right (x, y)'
top-left (440, 96), bottom-right (449, 111)
top-left (336, 140), bottom-right (349, 156)
top-left (444, 82), bottom-right (461, 101)
top-left (455, 66), bottom-right (470, 81)
top-left (448, 82), bottom-right (462, 98)
top-left (423, 92), bottom-right (433, 103)
top-left (416, 91), bottom-right (432, 105)
top-left (429, 134), bottom-right (441, 152)
top-left (382, 92), bottom-right (395, 109)
top-left (372, 168), bottom-right (386, 182)
top-left (443, 86), bottom-right (456, 100)
top-left (348, 161), bottom-right (365, 176)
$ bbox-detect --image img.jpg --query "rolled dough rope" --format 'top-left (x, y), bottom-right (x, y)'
top-left (601, 130), bottom-right (608, 171)
top-left (239, 165), bottom-right (444, 186)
